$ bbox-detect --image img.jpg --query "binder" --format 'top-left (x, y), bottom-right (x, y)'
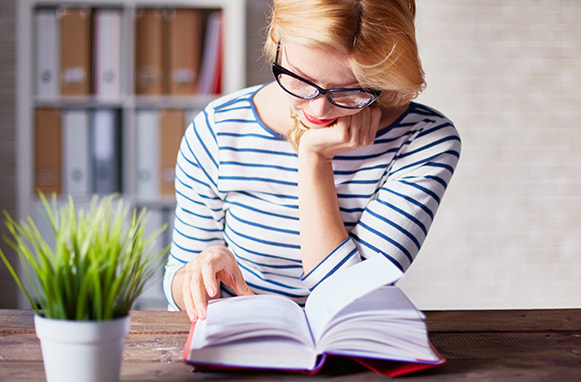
top-left (211, 12), bottom-right (224, 95)
top-left (35, 9), bottom-right (59, 98)
top-left (135, 208), bottom-right (165, 309)
top-left (135, 8), bottom-right (163, 95)
top-left (135, 109), bottom-right (160, 199)
top-left (160, 109), bottom-right (185, 196)
top-left (59, 7), bottom-right (92, 95)
top-left (34, 108), bottom-right (62, 195)
top-left (164, 8), bottom-right (203, 95)
top-left (166, 207), bottom-right (175, 240)
top-left (92, 109), bottom-right (121, 195)
top-left (93, 8), bottom-right (122, 99)
top-left (198, 11), bottom-right (223, 95)
top-left (185, 108), bottom-right (202, 129)
top-left (62, 109), bottom-right (91, 196)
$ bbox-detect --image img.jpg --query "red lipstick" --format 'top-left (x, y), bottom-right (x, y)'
top-left (302, 110), bottom-right (336, 126)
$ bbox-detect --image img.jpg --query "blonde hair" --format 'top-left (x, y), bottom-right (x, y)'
top-left (264, 0), bottom-right (425, 107)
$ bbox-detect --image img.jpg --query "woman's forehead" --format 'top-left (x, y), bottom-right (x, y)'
top-left (282, 42), bottom-right (359, 88)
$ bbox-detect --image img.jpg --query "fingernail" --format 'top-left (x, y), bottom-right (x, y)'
top-left (207, 285), bottom-right (216, 297)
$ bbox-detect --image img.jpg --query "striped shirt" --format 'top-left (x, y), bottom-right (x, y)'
top-left (163, 84), bottom-right (461, 310)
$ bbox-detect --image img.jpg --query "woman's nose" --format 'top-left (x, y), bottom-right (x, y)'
top-left (308, 94), bottom-right (335, 117)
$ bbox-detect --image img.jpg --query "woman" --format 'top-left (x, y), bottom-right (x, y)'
top-left (164, 0), bottom-right (461, 321)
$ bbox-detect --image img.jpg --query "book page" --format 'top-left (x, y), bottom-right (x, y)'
top-left (304, 253), bottom-right (403, 342)
top-left (327, 286), bottom-right (424, 323)
top-left (192, 294), bottom-right (314, 349)
top-left (314, 286), bottom-right (440, 362)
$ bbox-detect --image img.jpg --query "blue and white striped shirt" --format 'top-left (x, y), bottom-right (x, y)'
top-left (163, 84), bottom-right (461, 310)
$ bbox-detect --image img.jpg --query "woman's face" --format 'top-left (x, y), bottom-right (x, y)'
top-left (279, 42), bottom-right (364, 129)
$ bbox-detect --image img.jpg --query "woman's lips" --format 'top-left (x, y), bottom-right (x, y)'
top-left (302, 110), bottom-right (337, 126)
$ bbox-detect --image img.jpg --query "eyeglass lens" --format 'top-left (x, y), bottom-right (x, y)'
top-left (276, 71), bottom-right (376, 108)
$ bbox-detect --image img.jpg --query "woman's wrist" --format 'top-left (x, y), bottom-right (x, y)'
top-left (297, 136), bottom-right (335, 166)
top-left (171, 266), bottom-right (186, 311)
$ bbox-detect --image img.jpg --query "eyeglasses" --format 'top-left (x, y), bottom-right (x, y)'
top-left (272, 42), bottom-right (381, 109)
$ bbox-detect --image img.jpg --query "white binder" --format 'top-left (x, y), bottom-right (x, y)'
top-left (135, 109), bottom-right (160, 199)
top-left (62, 109), bottom-right (91, 196)
top-left (35, 9), bottom-right (59, 98)
top-left (93, 8), bottom-right (122, 99)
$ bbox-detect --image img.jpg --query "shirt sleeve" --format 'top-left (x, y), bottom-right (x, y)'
top-left (302, 117), bottom-right (461, 291)
top-left (352, 118), bottom-right (461, 271)
top-left (163, 109), bottom-right (226, 311)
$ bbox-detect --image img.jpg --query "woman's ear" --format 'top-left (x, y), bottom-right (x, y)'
top-left (263, 27), bottom-right (279, 63)
top-left (268, 26), bottom-right (278, 42)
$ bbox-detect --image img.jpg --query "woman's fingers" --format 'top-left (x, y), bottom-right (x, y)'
top-left (182, 262), bottom-right (201, 321)
top-left (347, 106), bottom-right (380, 148)
top-left (182, 246), bottom-right (253, 322)
top-left (201, 260), bottom-right (219, 298)
top-left (224, 265), bottom-right (254, 297)
top-left (182, 255), bottom-right (215, 321)
top-left (191, 263), bottom-right (211, 321)
top-left (364, 106), bottom-right (382, 145)
top-left (301, 107), bottom-right (382, 158)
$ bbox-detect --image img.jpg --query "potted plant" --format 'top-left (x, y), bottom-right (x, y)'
top-left (0, 193), bottom-right (169, 382)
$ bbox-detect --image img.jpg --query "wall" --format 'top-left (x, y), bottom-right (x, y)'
top-left (0, 0), bottom-right (18, 308)
top-left (246, 0), bottom-right (273, 86)
top-left (398, 0), bottom-right (581, 309)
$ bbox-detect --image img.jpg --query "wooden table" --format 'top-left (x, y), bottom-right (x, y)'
top-left (0, 309), bottom-right (579, 381)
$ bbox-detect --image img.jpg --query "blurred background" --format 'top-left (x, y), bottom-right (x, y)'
top-left (0, 0), bottom-right (579, 310)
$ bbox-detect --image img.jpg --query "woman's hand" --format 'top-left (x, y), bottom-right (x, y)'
top-left (173, 246), bottom-right (253, 321)
top-left (299, 106), bottom-right (382, 160)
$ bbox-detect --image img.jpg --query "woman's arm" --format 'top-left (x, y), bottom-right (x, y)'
top-left (297, 107), bottom-right (381, 273)
top-left (297, 105), bottom-right (461, 286)
top-left (164, 109), bottom-right (252, 321)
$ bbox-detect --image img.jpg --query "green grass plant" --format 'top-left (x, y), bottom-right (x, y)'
top-left (0, 193), bottom-right (170, 321)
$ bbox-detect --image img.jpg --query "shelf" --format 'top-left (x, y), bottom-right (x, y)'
top-left (16, 0), bottom-right (247, 309)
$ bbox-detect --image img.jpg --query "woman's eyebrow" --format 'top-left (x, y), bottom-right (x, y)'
top-left (282, 48), bottom-right (361, 89)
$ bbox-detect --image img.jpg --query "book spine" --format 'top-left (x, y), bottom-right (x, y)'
top-left (198, 11), bottom-right (222, 95)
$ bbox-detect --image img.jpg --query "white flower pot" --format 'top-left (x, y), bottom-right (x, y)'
top-left (34, 315), bottom-right (131, 382)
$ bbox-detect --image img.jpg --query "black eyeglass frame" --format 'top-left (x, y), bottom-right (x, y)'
top-left (272, 42), bottom-right (382, 110)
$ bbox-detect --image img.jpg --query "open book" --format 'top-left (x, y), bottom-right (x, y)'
top-left (183, 254), bottom-right (444, 377)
